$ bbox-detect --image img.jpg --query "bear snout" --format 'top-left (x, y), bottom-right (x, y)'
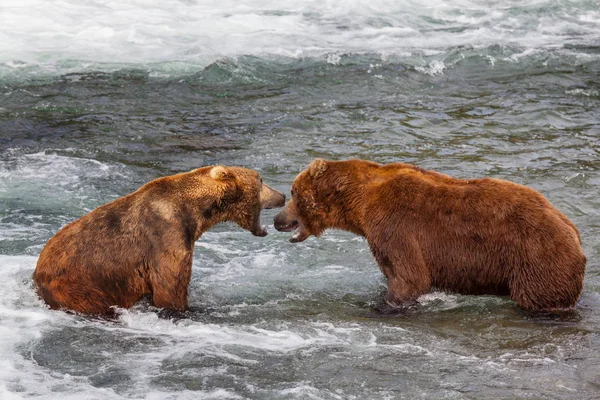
top-left (272, 192), bottom-right (286, 208)
top-left (260, 185), bottom-right (286, 209)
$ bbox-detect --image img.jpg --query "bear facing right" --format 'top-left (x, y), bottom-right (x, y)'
top-left (274, 159), bottom-right (586, 312)
top-left (34, 165), bottom-right (285, 316)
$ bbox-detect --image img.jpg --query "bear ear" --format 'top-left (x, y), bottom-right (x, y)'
top-left (209, 166), bottom-right (232, 180)
top-left (308, 158), bottom-right (328, 178)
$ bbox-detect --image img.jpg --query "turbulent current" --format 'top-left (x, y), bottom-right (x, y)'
top-left (1, 0), bottom-right (599, 399)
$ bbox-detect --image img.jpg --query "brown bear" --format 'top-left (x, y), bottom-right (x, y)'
top-left (33, 165), bottom-right (285, 315)
top-left (274, 159), bottom-right (586, 312)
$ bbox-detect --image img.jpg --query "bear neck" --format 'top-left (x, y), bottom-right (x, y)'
top-left (141, 172), bottom-right (230, 243)
top-left (319, 181), bottom-right (367, 238)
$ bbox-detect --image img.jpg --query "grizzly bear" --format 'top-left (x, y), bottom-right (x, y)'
top-left (274, 159), bottom-right (586, 312)
top-left (34, 166), bottom-right (285, 315)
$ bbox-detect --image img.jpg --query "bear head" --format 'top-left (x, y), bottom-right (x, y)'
top-left (207, 166), bottom-right (286, 237)
top-left (273, 158), bottom-right (359, 242)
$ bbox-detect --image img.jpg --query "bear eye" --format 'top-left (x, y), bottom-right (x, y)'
top-left (291, 189), bottom-right (295, 197)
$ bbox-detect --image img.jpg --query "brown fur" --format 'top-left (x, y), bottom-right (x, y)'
top-left (33, 166), bottom-right (285, 315)
top-left (274, 159), bottom-right (586, 312)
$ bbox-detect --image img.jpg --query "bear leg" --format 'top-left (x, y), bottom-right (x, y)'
top-left (384, 276), bottom-right (429, 307)
top-left (152, 288), bottom-right (189, 311)
top-left (149, 252), bottom-right (193, 312)
top-left (371, 241), bottom-right (431, 307)
top-left (510, 261), bottom-right (585, 312)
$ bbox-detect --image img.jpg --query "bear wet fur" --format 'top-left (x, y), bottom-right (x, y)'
top-left (33, 166), bottom-right (285, 315)
top-left (274, 159), bottom-right (586, 312)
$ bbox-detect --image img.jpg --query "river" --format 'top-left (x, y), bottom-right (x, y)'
top-left (0, 1), bottom-right (599, 399)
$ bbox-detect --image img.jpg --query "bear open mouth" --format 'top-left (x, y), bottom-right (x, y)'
top-left (274, 214), bottom-right (309, 242)
top-left (252, 224), bottom-right (268, 237)
top-left (251, 212), bottom-right (268, 237)
top-left (276, 220), bottom-right (309, 243)
top-left (276, 220), bottom-right (298, 232)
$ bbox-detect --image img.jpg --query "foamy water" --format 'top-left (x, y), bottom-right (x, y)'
top-left (1, 149), bottom-right (598, 398)
top-left (1, 0), bottom-right (599, 79)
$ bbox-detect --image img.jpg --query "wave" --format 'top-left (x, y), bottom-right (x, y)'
top-left (2, 42), bottom-right (599, 86)
top-left (0, 0), bottom-right (598, 81)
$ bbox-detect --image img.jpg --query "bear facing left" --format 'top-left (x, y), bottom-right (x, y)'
top-left (33, 165), bottom-right (285, 316)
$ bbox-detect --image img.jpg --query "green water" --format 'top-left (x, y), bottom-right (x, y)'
top-left (1, 52), bottom-right (599, 399)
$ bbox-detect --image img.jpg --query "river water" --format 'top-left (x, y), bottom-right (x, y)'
top-left (1, 1), bottom-right (599, 399)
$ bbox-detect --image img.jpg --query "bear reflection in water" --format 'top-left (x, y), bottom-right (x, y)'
top-left (33, 166), bottom-right (285, 316)
top-left (274, 158), bottom-right (586, 312)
